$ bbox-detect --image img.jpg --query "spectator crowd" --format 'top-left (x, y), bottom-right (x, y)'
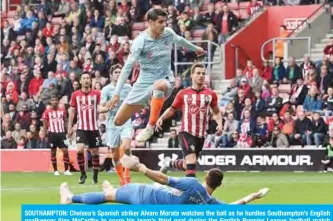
top-left (0, 0), bottom-right (328, 150)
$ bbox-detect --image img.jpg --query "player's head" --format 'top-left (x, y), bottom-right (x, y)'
top-left (205, 168), bottom-right (224, 191)
top-left (110, 64), bottom-right (122, 83)
top-left (191, 64), bottom-right (206, 86)
top-left (147, 8), bottom-right (168, 36)
top-left (80, 72), bottom-right (92, 89)
top-left (50, 95), bottom-right (59, 108)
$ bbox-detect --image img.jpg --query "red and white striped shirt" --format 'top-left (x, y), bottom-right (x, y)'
top-left (172, 87), bottom-right (218, 138)
top-left (70, 89), bottom-right (101, 131)
top-left (42, 108), bottom-right (67, 133)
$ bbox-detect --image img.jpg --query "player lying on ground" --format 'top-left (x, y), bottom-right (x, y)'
top-left (156, 64), bottom-right (222, 177)
top-left (42, 96), bottom-right (72, 176)
top-left (99, 64), bottom-right (133, 185)
top-left (60, 155), bottom-right (269, 204)
top-left (105, 8), bottom-right (206, 143)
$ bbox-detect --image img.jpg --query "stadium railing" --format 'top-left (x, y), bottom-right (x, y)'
top-left (260, 36), bottom-right (312, 64)
top-left (173, 40), bottom-right (223, 80)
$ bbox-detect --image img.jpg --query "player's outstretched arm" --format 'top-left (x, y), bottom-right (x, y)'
top-left (122, 155), bottom-right (169, 185)
top-left (98, 102), bottom-right (109, 114)
top-left (168, 28), bottom-right (206, 54)
top-left (229, 188), bottom-right (269, 204)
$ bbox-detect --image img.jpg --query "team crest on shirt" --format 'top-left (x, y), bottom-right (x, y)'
top-left (189, 104), bottom-right (199, 114)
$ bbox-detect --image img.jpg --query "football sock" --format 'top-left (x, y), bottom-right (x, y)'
top-left (72, 192), bottom-right (106, 204)
top-left (148, 90), bottom-right (165, 127)
top-left (51, 148), bottom-right (57, 172)
top-left (170, 159), bottom-right (185, 171)
top-left (186, 164), bottom-right (196, 177)
top-left (113, 159), bottom-right (124, 182)
top-left (63, 150), bottom-right (69, 171)
top-left (77, 152), bottom-right (85, 174)
top-left (92, 152), bottom-right (100, 179)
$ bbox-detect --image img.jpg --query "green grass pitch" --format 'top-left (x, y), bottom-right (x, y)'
top-left (2, 171), bottom-right (333, 221)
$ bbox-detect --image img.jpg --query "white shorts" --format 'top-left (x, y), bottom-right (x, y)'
top-left (125, 79), bottom-right (174, 107)
top-left (106, 126), bottom-right (133, 148)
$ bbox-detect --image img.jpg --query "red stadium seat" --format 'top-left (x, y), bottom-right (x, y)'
top-left (51, 17), bottom-right (62, 25)
top-left (232, 10), bottom-right (240, 18)
top-left (278, 84), bottom-right (292, 94)
top-left (239, 9), bottom-right (250, 20)
top-left (7, 11), bottom-right (16, 18)
top-left (228, 3), bottom-right (239, 10)
top-left (132, 22), bottom-right (145, 31)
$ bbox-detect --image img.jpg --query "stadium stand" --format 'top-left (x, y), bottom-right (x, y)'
top-left (1, 0), bottom-right (333, 154)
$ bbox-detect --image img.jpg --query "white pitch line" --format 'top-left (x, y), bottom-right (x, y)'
top-left (2, 179), bottom-right (333, 192)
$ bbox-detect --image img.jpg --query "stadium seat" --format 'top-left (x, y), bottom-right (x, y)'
top-left (232, 10), bottom-right (240, 18)
top-left (51, 17), bottom-right (62, 25)
top-left (132, 22), bottom-right (145, 31)
top-left (278, 84), bottom-right (292, 94)
top-left (228, 3), bottom-right (239, 10)
top-left (7, 11), bottom-right (16, 18)
top-left (239, 9), bottom-right (250, 20)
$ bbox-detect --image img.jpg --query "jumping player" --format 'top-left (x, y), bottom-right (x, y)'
top-left (156, 64), bottom-right (222, 177)
top-left (99, 64), bottom-right (133, 186)
top-left (106, 8), bottom-right (206, 143)
top-left (68, 72), bottom-right (101, 184)
top-left (60, 155), bottom-right (269, 205)
top-left (42, 96), bottom-right (72, 176)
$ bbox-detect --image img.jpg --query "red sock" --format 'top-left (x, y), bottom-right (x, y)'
top-left (115, 163), bottom-right (124, 182)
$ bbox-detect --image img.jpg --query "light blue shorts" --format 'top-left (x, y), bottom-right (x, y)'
top-left (125, 79), bottom-right (174, 107)
top-left (106, 126), bottom-right (133, 148)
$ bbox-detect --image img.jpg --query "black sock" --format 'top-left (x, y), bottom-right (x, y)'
top-left (51, 149), bottom-right (57, 172)
top-left (92, 153), bottom-right (100, 179)
top-left (63, 151), bottom-right (69, 171)
top-left (186, 164), bottom-right (196, 177)
top-left (170, 159), bottom-right (185, 171)
top-left (77, 152), bottom-right (85, 174)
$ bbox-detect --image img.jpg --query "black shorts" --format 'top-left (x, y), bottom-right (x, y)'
top-left (76, 130), bottom-right (101, 148)
top-left (178, 131), bottom-right (205, 157)
top-left (48, 132), bottom-right (67, 149)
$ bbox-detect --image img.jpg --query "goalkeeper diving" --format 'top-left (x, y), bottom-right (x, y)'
top-left (60, 155), bottom-right (269, 204)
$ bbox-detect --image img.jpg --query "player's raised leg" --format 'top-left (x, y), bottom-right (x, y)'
top-left (136, 80), bottom-right (172, 142)
top-left (113, 103), bottom-right (144, 126)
